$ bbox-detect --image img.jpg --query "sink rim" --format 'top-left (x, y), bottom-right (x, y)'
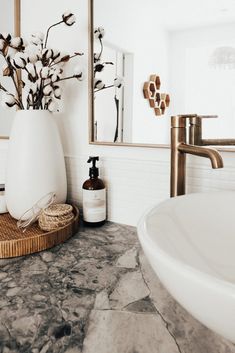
top-left (138, 191), bottom-right (235, 296)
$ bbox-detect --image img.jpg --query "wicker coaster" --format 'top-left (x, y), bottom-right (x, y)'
top-left (39, 203), bottom-right (75, 232)
top-left (44, 204), bottom-right (73, 217)
top-left (39, 212), bottom-right (74, 232)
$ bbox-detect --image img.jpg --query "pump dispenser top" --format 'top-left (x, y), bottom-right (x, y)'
top-left (88, 156), bottom-right (99, 178)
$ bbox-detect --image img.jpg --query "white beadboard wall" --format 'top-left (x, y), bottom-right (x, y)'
top-left (187, 154), bottom-right (235, 194)
top-left (1, 140), bottom-right (235, 225)
top-left (65, 153), bottom-right (171, 226)
top-left (64, 151), bottom-right (235, 226)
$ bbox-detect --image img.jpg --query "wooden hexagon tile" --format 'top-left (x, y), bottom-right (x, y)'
top-left (143, 74), bottom-right (170, 117)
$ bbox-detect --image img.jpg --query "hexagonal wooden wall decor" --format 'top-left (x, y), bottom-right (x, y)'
top-left (143, 74), bottom-right (170, 117)
top-left (150, 74), bottom-right (161, 90)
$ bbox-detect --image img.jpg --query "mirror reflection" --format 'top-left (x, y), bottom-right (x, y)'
top-left (0, 0), bottom-right (18, 138)
top-left (91, 0), bottom-right (235, 146)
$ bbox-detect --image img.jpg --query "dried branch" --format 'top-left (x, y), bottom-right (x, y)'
top-left (0, 52), bottom-right (24, 108)
top-left (44, 21), bottom-right (64, 48)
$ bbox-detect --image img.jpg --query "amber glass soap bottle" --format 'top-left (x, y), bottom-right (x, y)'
top-left (82, 156), bottom-right (106, 226)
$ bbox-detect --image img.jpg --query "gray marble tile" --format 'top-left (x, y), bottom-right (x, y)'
top-left (0, 222), bottom-right (137, 353)
top-left (0, 221), bottom-right (233, 353)
top-left (83, 310), bottom-right (180, 353)
top-left (109, 270), bottom-right (149, 309)
top-left (124, 296), bottom-right (157, 313)
top-left (116, 247), bottom-right (138, 268)
top-left (138, 249), bottom-right (235, 353)
top-left (94, 290), bottom-right (110, 310)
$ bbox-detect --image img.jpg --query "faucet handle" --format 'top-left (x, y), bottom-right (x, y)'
top-left (178, 114), bottom-right (197, 118)
top-left (171, 114), bottom-right (218, 128)
top-left (178, 114), bottom-right (218, 119)
top-left (190, 115), bottom-right (218, 126)
top-left (197, 115), bottom-right (218, 119)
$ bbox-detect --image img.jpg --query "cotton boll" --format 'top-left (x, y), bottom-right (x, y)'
top-left (26, 62), bottom-right (35, 74)
top-left (53, 49), bottom-right (60, 58)
top-left (53, 55), bottom-right (62, 64)
top-left (51, 74), bottom-right (59, 83)
top-left (74, 65), bottom-right (84, 80)
top-left (10, 37), bottom-right (23, 49)
top-left (94, 78), bottom-right (105, 90)
top-left (28, 52), bottom-right (38, 64)
top-left (94, 53), bottom-right (100, 62)
top-left (10, 37), bottom-right (21, 48)
top-left (62, 11), bottom-right (76, 26)
top-left (52, 49), bottom-right (60, 62)
top-left (26, 63), bottom-right (37, 79)
top-left (25, 45), bottom-right (42, 63)
top-left (43, 85), bottom-right (53, 96)
top-left (94, 27), bottom-right (105, 39)
top-left (48, 99), bottom-right (58, 112)
top-left (42, 48), bottom-right (53, 60)
top-left (41, 67), bottom-right (50, 79)
top-left (66, 15), bottom-right (76, 26)
top-left (7, 47), bottom-right (17, 58)
top-left (44, 78), bottom-right (51, 86)
top-left (74, 65), bottom-right (83, 75)
top-left (0, 33), bottom-right (11, 42)
top-left (1, 93), bottom-right (16, 108)
top-left (53, 86), bottom-right (62, 99)
top-left (35, 61), bottom-right (43, 74)
top-left (114, 76), bottom-right (124, 88)
top-left (0, 39), bottom-right (5, 50)
top-left (50, 67), bottom-right (62, 82)
top-left (13, 52), bottom-right (27, 68)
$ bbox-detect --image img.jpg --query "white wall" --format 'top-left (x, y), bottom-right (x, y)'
top-left (1, 0), bottom-right (235, 226)
top-left (169, 23), bottom-right (235, 138)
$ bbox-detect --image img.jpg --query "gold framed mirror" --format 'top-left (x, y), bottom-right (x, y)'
top-left (88, 0), bottom-right (165, 149)
top-left (89, 0), bottom-right (235, 151)
top-left (0, 0), bottom-right (21, 139)
top-left (14, 0), bottom-right (21, 38)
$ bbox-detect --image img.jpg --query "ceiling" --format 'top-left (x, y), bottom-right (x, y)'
top-left (151, 0), bottom-right (235, 30)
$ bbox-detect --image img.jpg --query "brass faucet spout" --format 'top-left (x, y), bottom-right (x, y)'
top-left (178, 143), bottom-right (224, 169)
top-left (170, 115), bottom-right (224, 198)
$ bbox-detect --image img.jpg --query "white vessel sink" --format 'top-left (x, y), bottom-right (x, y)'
top-left (138, 192), bottom-right (235, 342)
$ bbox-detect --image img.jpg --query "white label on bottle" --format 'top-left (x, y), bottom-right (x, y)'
top-left (83, 189), bottom-right (106, 223)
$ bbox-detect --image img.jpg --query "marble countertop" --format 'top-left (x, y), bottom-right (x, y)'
top-left (0, 222), bottom-right (234, 353)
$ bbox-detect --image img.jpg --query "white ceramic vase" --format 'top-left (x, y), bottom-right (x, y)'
top-left (5, 110), bottom-right (67, 220)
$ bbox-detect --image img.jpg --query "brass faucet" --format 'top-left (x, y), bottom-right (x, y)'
top-left (171, 115), bottom-right (224, 197)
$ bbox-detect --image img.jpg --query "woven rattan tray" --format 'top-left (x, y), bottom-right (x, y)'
top-left (0, 205), bottom-right (79, 258)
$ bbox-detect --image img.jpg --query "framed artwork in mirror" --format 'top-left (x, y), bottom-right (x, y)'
top-left (0, 0), bottom-right (21, 139)
top-left (89, 0), bottom-right (235, 150)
